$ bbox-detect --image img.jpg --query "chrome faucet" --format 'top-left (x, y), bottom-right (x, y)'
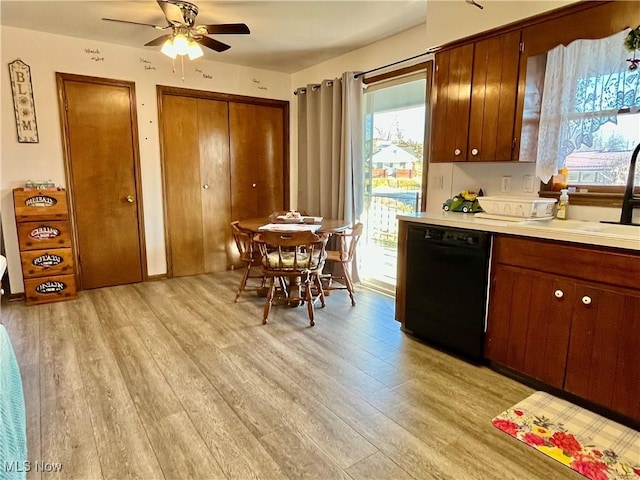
top-left (620, 142), bottom-right (640, 225)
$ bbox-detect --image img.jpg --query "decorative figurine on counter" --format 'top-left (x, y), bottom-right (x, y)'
top-left (442, 190), bottom-right (483, 213)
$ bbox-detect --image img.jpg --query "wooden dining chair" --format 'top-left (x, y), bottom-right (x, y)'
top-left (323, 222), bottom-right (363, 306)
top-left (230, 221), bottom-right (265, 302)
top-left (254, 230), bottom-right (329, 326)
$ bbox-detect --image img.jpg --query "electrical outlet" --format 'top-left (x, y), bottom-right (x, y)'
top-left (432, 175), bottom-right (444, 189)
top-left (523, 175), bottom-right (534, 193)
top-left (501, 176), bottom-right (512, 193)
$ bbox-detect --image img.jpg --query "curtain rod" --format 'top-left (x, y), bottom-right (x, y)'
top-left (354, 51), bottom-right (430, 79)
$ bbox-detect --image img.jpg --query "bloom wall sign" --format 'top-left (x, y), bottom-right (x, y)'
top-left (8, 58), bottom-right (39, 143)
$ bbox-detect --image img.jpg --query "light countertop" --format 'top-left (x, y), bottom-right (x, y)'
top-left (397, 212), bottom-right (640, 251)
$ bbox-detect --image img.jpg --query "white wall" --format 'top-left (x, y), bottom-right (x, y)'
top-left (1, 26), bottom-right (291, 293)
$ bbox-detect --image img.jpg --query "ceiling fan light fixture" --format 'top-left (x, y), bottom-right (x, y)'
top-left (173, 33), bottom-right (190, 55)
top-left (161, 38), bottom-right (178, 58)
top-left (187, 40), bottom-right (204, 60)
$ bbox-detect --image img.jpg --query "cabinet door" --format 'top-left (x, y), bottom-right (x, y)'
top-left (467, 31), bottom-right (521, 162)
top-left (565, 285), bottom-right (640, 420)
top-left (229, 102), bottom-right (286, 220)
top-left (431, 44), bottom-right (473, 163)
top-left (485, 265), bottom-right (573, 388)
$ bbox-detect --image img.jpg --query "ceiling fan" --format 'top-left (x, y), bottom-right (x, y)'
top-left (102, 0), bottom-right (250, 59)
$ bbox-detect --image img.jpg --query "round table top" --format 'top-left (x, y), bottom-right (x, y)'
top-left (237, 217), bottom-right (350, 234)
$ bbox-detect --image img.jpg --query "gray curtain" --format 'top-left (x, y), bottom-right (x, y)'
top-left (297, 72), bottom-right (364, 224)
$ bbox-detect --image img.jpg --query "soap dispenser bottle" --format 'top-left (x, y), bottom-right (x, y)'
top-left (557, 189), bottom-right (569, 220)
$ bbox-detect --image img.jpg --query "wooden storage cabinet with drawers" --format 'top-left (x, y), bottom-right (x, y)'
top-left (13, 188), bottom-right (77, 305)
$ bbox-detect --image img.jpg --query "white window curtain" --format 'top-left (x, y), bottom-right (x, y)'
top-left (536, 29), bottom-right (640, 183)
top-left (296, 72), bottom-right (364, 224)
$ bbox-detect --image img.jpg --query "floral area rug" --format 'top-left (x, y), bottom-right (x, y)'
top-left (493, 391), bottom-right (640, 480)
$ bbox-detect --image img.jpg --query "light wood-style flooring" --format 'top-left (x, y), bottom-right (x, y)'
top-left (2, 272), bottom-right (579, 480)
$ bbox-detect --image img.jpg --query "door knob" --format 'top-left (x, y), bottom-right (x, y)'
top-left (582, 295), bottom-right (592, 305)
top-left (554, 289), bottom-right (564, 298)
top-left (454, 149), bottom-right (461, 156)
top-left (126, 195), bottom-right (134, 203)
top-left (471, 148), bottom-right (479, 156)
top-left (203, 184), bottom-right (209, 190)
top-left (252, 183), bottom-right (257, 188)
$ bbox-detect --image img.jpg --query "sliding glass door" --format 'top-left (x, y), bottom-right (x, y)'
top-left (359, 72), bottom-right (427, 294)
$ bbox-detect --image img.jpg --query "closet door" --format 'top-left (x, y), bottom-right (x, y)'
top-left (161, 95), bottom-right (230, 277)
top-left (229, 102), bottom-right (286, 220)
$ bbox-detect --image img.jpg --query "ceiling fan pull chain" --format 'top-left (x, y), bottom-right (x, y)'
top-left (181, 55), bottom-right (185, 82)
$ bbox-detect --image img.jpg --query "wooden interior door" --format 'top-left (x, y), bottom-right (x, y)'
top-left (160, 94), bottom-right (230, 277)
top-left (229, 102), bottom-right (286, 220)
top-left (57, 74), bottom-right (145, 290)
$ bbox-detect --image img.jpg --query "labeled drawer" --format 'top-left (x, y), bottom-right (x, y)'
top-left (17, 221), bottom-right (72, 251)
top-left (21, 248), bottom-right (74, 278)
top-left (13, 188), bottom-right (69, 221)
top-left (24, 274), bottom-right (77, 306)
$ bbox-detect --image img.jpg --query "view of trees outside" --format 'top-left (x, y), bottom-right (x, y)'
top-left (360, 79), bottom-right (426, 290)
top-left (565, 112), bottom-right (640, 186)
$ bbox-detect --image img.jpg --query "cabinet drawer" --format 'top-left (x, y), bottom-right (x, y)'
top-left (24, 274), bottom-right (77, 306)
top-left (493, 235), bottom-right (640, 290)
top-left (20, 248), bottom-right (74, 278)
top-left (13, 189), bottom-right (68, 221)
top-left (17, 221), bottom-right (72, 251)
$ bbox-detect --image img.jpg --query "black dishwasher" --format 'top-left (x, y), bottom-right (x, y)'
top-left (404, 224), bottom-right (491, 362)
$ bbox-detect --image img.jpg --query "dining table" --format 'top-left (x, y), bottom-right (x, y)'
top-left (237, 217), bottom-right (350, 235)
top-left (237, 216), bottom-right (351, 306)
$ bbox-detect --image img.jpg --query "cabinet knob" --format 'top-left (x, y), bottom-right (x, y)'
top-left (471, 148), bottom-right (479, 156)
top-left (126, 195), bottom-right (134, 203)
top-left (582, 295), bottom-right (592, 305)
top-left (252, 183), bottom-right (257, 188)
top-left (554, 289), bottom-right (564, 298)
top-left (454, 149), bottom-right (461, 156)
top-left (203, 184), bottom-right (209, 190)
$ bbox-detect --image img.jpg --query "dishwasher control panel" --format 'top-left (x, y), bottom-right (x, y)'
top-left (417, 226), bottom-right (489, 249)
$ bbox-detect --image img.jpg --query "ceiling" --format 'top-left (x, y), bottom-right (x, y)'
top-left (0, 1), bottom-right (427, 73)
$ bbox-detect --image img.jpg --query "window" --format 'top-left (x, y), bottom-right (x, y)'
top-left (528, 29), bottom-right (640, 205)
top-left (358, 64), bottom-right (429, 293)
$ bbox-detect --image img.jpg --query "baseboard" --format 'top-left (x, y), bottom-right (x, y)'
top-left (6, 292), bottom-right (25, 302)
top-left (146, 274), bottom-right (168, 282)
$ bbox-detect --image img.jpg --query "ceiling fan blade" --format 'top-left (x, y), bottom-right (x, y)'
top-left (145, 34), bottom-right (173, 47)
top-left (196, 36), bottom-right (231, 53)
top-left (157, 0), bottom-right (187, 26)
top-left (102, 18), bottom-right (166, 30)
top-left (201, 23), bottom-right (250, 35)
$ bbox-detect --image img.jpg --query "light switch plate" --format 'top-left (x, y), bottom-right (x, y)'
top-left (523, 175), bottom-right (534, 193)
top-left (501, 176), bottom-right (512, 193)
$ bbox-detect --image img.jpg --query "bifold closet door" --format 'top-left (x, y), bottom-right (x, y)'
top-left (229, 102), bottom-right (285, 220)
top-left (161, 95), bottom-right (231, 277)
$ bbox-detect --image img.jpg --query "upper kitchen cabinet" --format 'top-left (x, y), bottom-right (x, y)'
top-left (431, 30), bottom-right (521, 163)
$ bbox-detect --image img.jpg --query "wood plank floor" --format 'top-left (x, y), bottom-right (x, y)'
top-left (2, 272), bottom-right (580, 480)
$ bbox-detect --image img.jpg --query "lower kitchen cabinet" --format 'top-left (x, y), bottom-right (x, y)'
top-left (486, 265), bottom-right (573, 390)
top-left (486, 235), bottom-right (640, 422)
